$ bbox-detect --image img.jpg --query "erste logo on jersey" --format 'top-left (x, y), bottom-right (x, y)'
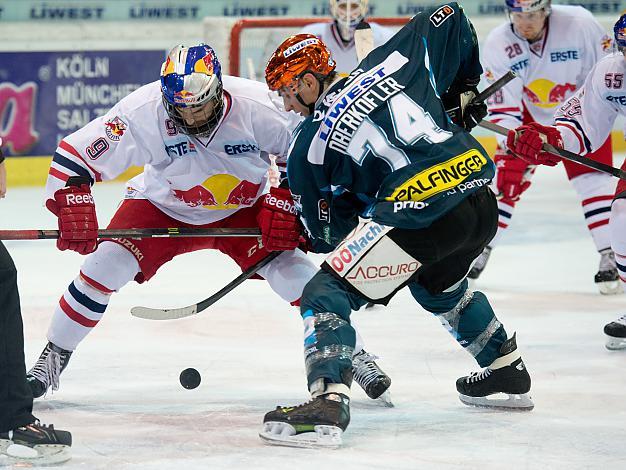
top-left (165, 140), bottom-right (197, 157)
top-left (224, 141), bottom-right (260, 155)
top-left (104, 116), bottom-right (127, 141)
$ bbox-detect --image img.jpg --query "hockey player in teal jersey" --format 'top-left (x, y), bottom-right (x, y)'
top-left (258, 3), bottom-right (533, 448)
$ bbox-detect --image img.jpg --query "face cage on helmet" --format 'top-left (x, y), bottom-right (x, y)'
top-left (331, 1), bottom-right (367, 42)
top-left (163, 84), bottom-right (224, 138)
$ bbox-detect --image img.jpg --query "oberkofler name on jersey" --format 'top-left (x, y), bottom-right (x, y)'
top-left (314, 51), bottom-right (409, 158)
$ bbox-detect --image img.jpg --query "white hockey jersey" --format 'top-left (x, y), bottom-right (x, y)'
top-left (300, 21), bottom-right (396, 77)
top-left (482, 5), bottom-right (612, 145)
top-left (45, 75), bottom-right (301, 225)
top-left (555, 53), bottom-right (626, 155)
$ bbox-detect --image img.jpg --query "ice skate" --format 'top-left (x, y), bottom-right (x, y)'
top-left (260, 392), bottom-right (350, 448)
top-left (456, 333), bottom-right (533, 411)
top-left (604, 314), bottom-right (626, 350)
top-left (0, 421), bottom-right (71, 466)
top-left (595, 249), bottom-right (622, 295)
top-left (26, 341), bottom-right (72, 398)
top-left (352, 349), bottom-right (393, 406)
top-left (467, 245), bottom-right (492, 280)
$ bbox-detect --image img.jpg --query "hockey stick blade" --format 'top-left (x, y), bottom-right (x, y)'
top-left (479, 120), bottom-right (626, 180)
top-left (354, 21), bottom-right (374, 62)
top-left (131, 251), bottom-right (282, 320)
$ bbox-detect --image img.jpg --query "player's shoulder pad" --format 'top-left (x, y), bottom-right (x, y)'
top-left (116, 80), bottom-right (162, 116)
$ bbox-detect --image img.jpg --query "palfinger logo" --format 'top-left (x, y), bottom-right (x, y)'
top-left (524, 79), bottom-right (576, 109)
top-left (173, 174), bottom-right (261, 210)
top-left (387, 149), bottom-right (488, 202)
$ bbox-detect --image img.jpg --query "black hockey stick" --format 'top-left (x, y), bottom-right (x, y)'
top-left (479, 120), bottom-right (626, 180)
top-left (0, 227), bottom-right (261, 240)
top-left (130, 250), bottom-right (282, 320)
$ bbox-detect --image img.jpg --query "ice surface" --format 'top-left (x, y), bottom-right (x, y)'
top-left (1, 164), bottom-right (625, 469)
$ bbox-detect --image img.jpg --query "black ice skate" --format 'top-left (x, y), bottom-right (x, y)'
top-left (352, 349), bottom-right (393, 406)
top-left (595, 249), bottom-right (622, 295)
top-left (0, 421), bottom-right (72, 465)
top-left (456, 333), bottom-right (533, 411)
top-left (467, 245), bottom-right (492, 280)
top-left (260, 392), bottom-right (350, 448)
top-left (604, 314), bottom-right (626, 350)
top-left (26, 341), bottom-right (73, 398)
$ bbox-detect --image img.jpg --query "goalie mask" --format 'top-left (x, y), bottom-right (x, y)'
top-left (160, 43), bottom-right (224, 138)
top-left (614, 13), bottom-right (626, 54)
top-left (329, 0), bottom-right (369, 43)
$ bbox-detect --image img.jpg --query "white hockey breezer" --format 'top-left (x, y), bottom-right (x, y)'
top-left (259, 422), bottom-right (343, 449)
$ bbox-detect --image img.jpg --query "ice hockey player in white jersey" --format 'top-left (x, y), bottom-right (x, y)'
top-left (300, 0), bottom-right (395, 77)
top-left (507, 14), bottom-right (626, 350)
top-left (25, 43), bottom-right (392, 403)
top-left (474, 0), bottom-right (620, 295)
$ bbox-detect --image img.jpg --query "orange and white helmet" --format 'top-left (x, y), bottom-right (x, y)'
top-left (330, 0), bottom-right (369, 42)
top-left (265, 34), bottom-right (336, 92)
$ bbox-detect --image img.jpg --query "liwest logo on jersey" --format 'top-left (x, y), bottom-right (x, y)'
top-left (165, 140), bottom-right (197, 157)
top-left (224, 142), bottom-right (259, 155)
top-left (388, 149), bottom-right (488, 202)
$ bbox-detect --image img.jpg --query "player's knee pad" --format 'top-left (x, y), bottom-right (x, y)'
top-left (611, 199), bottom-right (626, 254)
top-left (256, 249), bottom-right (318, 303)
top-left (301, 269), bottom-right (361, 319)
top-left (569, 171), bottom-right (615, 200)
top-left (80, 241), bottom-right (140, 293)
top-left (415, 282), bottom-right (507, 367)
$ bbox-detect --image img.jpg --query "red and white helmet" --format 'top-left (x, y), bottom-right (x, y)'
top-left (329, 0), bottom-right (369, 42)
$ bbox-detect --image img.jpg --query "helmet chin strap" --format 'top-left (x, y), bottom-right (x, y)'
top-left (295, 76), bottom-right (326, 115)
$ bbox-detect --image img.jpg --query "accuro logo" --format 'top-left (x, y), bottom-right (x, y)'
top-left (284, 38), bottom-right (319, 57)
top-left (104, 116), bottom-right (127, 141)
top-left (430, 4), bottom-right (454, 27)
top-left (346, 262), bottom-right (420, 282)
top-left (388, 149), bottom-right (488, 202)
top-left (329, 224), bottom-right (385, 273)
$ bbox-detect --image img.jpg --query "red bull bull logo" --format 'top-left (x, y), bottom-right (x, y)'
top-left (173, 173), bottom-right (261, 210)
top-left (523, 79), bottom-right (576, 109)
top-left (104, 116), bottom-right (127, 141)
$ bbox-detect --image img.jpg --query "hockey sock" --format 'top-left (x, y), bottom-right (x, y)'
top-left (571, 173), bottom-right (613, 252)
top-left (409, 280), bottom-right (507, 367)
top-left (47, 242), bottom-right (139, 351)
top-left (610, 198), bottom-right (626, 288)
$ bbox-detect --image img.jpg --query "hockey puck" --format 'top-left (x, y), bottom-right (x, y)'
top-left (179, 368), bottom-right (201, 390)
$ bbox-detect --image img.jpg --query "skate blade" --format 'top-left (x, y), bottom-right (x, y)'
top-left (605, 335), bottom-right (626, 350)
top-left (0, 440), bottom-right (71, 466)
top-left (259, 422), bottom-right (343, 449)
top-left (375, 390), bottom-right (394, 407)
top-left (597, 280), bottom-right (623, 295)
top-left (459, 392), bottom-right (534, 411)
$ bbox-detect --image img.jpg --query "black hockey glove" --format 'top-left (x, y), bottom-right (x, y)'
top-left (442, 78), bottom-right (488, 132)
